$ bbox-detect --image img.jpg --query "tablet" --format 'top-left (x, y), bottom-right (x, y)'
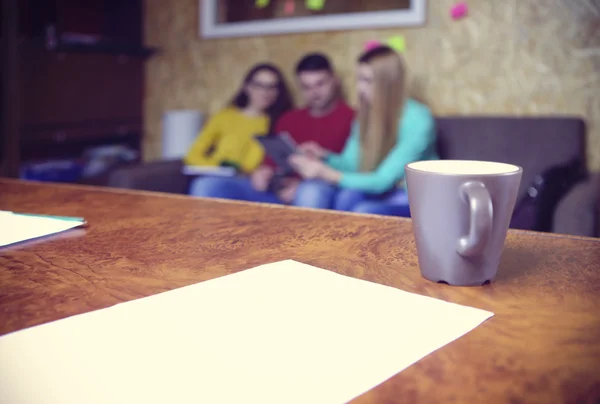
top-left (255, 132), bottom-right (297, 172)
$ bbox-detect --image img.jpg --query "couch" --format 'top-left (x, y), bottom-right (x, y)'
top-left (108, 116), bottom-right (600, 237)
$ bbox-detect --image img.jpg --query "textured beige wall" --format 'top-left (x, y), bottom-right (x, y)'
top-left (144, 0), bottom-right (600, 170)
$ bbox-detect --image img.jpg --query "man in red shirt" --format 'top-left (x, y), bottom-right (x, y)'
top-left (251, 53), bottom-right (354, 202)
top-left (189, 53), bottom-right (354, 204)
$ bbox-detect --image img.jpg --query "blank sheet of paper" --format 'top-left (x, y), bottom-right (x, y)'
top-left (0, 211), bottom-right (84, 247)
top-left (0, 260), bottom-right (493, 404)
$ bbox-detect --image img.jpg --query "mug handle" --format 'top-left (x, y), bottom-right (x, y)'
top-left (457, 181), bottom-right (494, 257)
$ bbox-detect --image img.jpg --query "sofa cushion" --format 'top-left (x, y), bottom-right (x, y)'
top-left (435, 116), bottom-right (586, 200)
top-left (553, 173), bottom-right (600, 237)
top-left (108, 159), bottom-right (189, 194)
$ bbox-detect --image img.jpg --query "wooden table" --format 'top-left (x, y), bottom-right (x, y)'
top-left (1, 179), bottom-right (599, 403)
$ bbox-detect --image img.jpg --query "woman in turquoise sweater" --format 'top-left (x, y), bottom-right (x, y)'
top-left (288, 45), bottom-right (438, 216)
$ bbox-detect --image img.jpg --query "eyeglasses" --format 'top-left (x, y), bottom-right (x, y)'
top-left (249, 81), bottom-right (279, 91)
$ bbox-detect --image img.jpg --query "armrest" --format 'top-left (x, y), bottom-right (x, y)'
top-left (108, 160), bottom-right (189, 194)
top-left (553, 173), bottom-right (600, 237)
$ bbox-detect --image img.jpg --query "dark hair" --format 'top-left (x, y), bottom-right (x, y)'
top-left (231, 63), bottom-right (294, 132)
top-left (295, 53), bottom-right (333, 75)
top-left (358, 45), bottom-right (395, 63)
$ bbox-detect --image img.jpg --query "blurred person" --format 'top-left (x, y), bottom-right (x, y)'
top-left (185, 63), bottom-right (293, 178)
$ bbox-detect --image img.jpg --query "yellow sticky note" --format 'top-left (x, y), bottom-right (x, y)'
top-left (387, 36), bottom-right (406, 53)
top-left (306, 0), bottom-right (326, 11)
top-left (255, 0), bottom-right (270, 8)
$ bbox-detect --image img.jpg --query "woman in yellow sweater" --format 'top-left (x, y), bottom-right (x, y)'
top-left (184, 63), bottom-right (293, 173)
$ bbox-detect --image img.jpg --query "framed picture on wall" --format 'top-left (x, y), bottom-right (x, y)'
top-left (200, 0), bottom-right (427, 38)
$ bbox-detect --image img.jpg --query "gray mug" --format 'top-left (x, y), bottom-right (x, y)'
top-left (405, 160), bottom-right (523, 286)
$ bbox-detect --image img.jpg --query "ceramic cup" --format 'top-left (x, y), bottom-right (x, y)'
top-left (405, 160), bottom-right (523, 286)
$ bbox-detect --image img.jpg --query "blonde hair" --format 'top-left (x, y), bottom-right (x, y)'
top-left (357, 46), bottom-right (407, 172)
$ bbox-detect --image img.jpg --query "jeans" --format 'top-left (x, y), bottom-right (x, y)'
top-left (188, 176), bottom-right (282, 204)
top-left (293, 180), bottom-right (411, 217)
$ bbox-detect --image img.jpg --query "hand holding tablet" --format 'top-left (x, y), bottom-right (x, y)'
top-left (296, 141), bottom-right (329, 160)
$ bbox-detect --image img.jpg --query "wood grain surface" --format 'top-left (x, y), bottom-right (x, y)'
top-left (1, 179), bottom-right (599, 404)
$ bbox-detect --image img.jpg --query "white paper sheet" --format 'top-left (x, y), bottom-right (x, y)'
top-left (181, 165), bottom-right (236, 177)
top-left (0, 260), bottom-right (493, 404)
top-left (0, 211), bottom-right (85, 248)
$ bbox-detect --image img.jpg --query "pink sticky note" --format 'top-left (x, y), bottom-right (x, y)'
top-left (364, 40), bottom-right (382, 51)
top-left (284, 0), bottom-right (295, 15)
top-left (450, 2), bottom-right (468, 20)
